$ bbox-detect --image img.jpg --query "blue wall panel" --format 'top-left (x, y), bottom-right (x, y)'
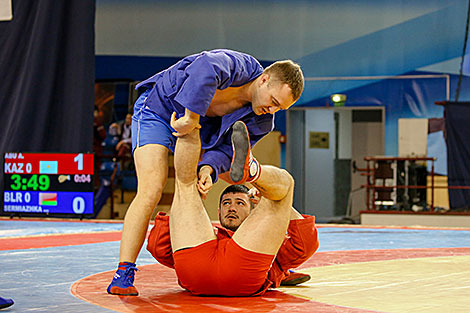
top-left (95, 0), bottom-right (470, 156)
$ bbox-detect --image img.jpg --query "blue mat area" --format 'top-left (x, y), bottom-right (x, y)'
top-left (1, 221), bottom-right (470, 312)
top-left (318, 227), bottom-right (470, 251)
top-left (0, 220), bottom-right (125, 238)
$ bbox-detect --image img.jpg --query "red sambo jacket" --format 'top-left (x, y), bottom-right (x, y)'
top-left (147, 212), bottom-right (319, 291)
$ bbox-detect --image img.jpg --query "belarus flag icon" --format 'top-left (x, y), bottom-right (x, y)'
top-left (39, 161), bottom-right (58, 174)
top-left (39, 193), bottom-right (57, 206)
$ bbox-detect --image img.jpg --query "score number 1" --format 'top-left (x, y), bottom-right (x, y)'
top-left (74, 153), bottom-right (83, 171)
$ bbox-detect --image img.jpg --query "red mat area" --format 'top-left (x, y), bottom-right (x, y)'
top-left (0, 231), bottom-right (122, 251)
top-left (71, 264), bottom-right (373, 313)
top-left (71, 247), bottom-right (470, 313)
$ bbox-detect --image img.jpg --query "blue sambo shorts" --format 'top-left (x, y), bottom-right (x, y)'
top-left (131, 89), bottom-right (176, 153)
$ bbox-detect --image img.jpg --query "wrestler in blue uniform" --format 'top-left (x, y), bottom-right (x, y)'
top-left (108, 49), bottom-right (303, 296)
top-left (132, 49), bottom-right (274, 181)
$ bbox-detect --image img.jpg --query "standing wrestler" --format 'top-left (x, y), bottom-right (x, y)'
top-left (107, 49), bottom-right (304, 295)
top-left (146, 121), bottom-right (319, 296)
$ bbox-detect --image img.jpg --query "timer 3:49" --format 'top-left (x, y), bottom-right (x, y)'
top-left (10, 174), bottom-right (50, 191)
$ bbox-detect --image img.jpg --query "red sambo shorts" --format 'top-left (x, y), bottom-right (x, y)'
top-left (173, 238), bottom-right (275, 296)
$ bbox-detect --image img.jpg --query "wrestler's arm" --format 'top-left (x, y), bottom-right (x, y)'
top-left (266, 214), bottom-right (318, 287)
top-left (171, 98), bottom-right (217, 166)
top-left (170, 53), bottom-right (230, 136)
top-left (173, 53), bottom-right (234, 117)
top-left (172, 51), bottom-right (263, 136)
top-left (197, 165), bottom-right (213, 199)
top-left (170, 109), bottom-right (201, 137)
top-left (275, 214), bottom-right (319, 269)
top-left (198, 146), bottom-right (231, 183)
top-left (146, 213), bottom-right (175, 268)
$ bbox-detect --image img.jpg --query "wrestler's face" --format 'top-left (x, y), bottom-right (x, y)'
top-left (251, 74), bottom-right (295, 115)
top-left (218, 192), bottom-right (252, 232)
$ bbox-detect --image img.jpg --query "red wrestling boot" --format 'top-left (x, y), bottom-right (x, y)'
top-left (280, 270), bottom-right (311, 286)
top-left (230, 121), bottom-right (261, 184)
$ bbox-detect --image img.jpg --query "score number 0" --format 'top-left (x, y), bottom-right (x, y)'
top-left (72, 196), bottom-right (86, 214)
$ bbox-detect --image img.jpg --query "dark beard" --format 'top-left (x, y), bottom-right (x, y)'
top-left (221, 221), bottom-right (239, 232)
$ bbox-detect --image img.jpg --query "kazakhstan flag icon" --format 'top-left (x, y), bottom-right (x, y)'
top-left (39, 161), bottom-right (58, 174)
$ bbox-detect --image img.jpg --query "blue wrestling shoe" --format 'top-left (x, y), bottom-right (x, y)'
top-left (230, 121), bottom-right (261, 184)
top-left (107, 262), bottom-right (139, 296)
top-left (0, 296), bottom-right (14, 309)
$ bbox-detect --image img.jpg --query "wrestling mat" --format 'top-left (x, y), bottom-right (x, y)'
top-left (1, 218), bottom-right (470, 312)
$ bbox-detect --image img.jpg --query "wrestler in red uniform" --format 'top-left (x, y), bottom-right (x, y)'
top-left (144, 121), bottom-right (319, 296)
top-left (147, 204), bottom-right (318, 295)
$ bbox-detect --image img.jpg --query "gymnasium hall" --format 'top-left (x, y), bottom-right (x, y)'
top-left (1, 1), bottom-right (470, 312)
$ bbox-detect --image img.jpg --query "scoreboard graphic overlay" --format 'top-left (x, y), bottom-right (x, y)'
top-left (3, 153), bottom-right (94, 216)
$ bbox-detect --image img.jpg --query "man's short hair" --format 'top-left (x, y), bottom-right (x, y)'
top-left (219, 185), bottom-right (254, 209)
top-left (263, 60), bottom-right (304, 101)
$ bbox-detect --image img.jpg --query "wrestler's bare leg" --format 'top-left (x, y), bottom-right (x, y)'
top-left (169, 129), bottom-right (216, 252)
top-left (232, 165), bottom-right (294, 255)
top-left (120, 144), bottom-right (169, 263)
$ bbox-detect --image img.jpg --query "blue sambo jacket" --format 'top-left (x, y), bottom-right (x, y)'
top-left (136, 49), bottom-right (274, 181)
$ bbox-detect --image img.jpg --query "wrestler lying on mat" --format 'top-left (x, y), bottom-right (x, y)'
top-left (146, 121), bottom-right (319, 296)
